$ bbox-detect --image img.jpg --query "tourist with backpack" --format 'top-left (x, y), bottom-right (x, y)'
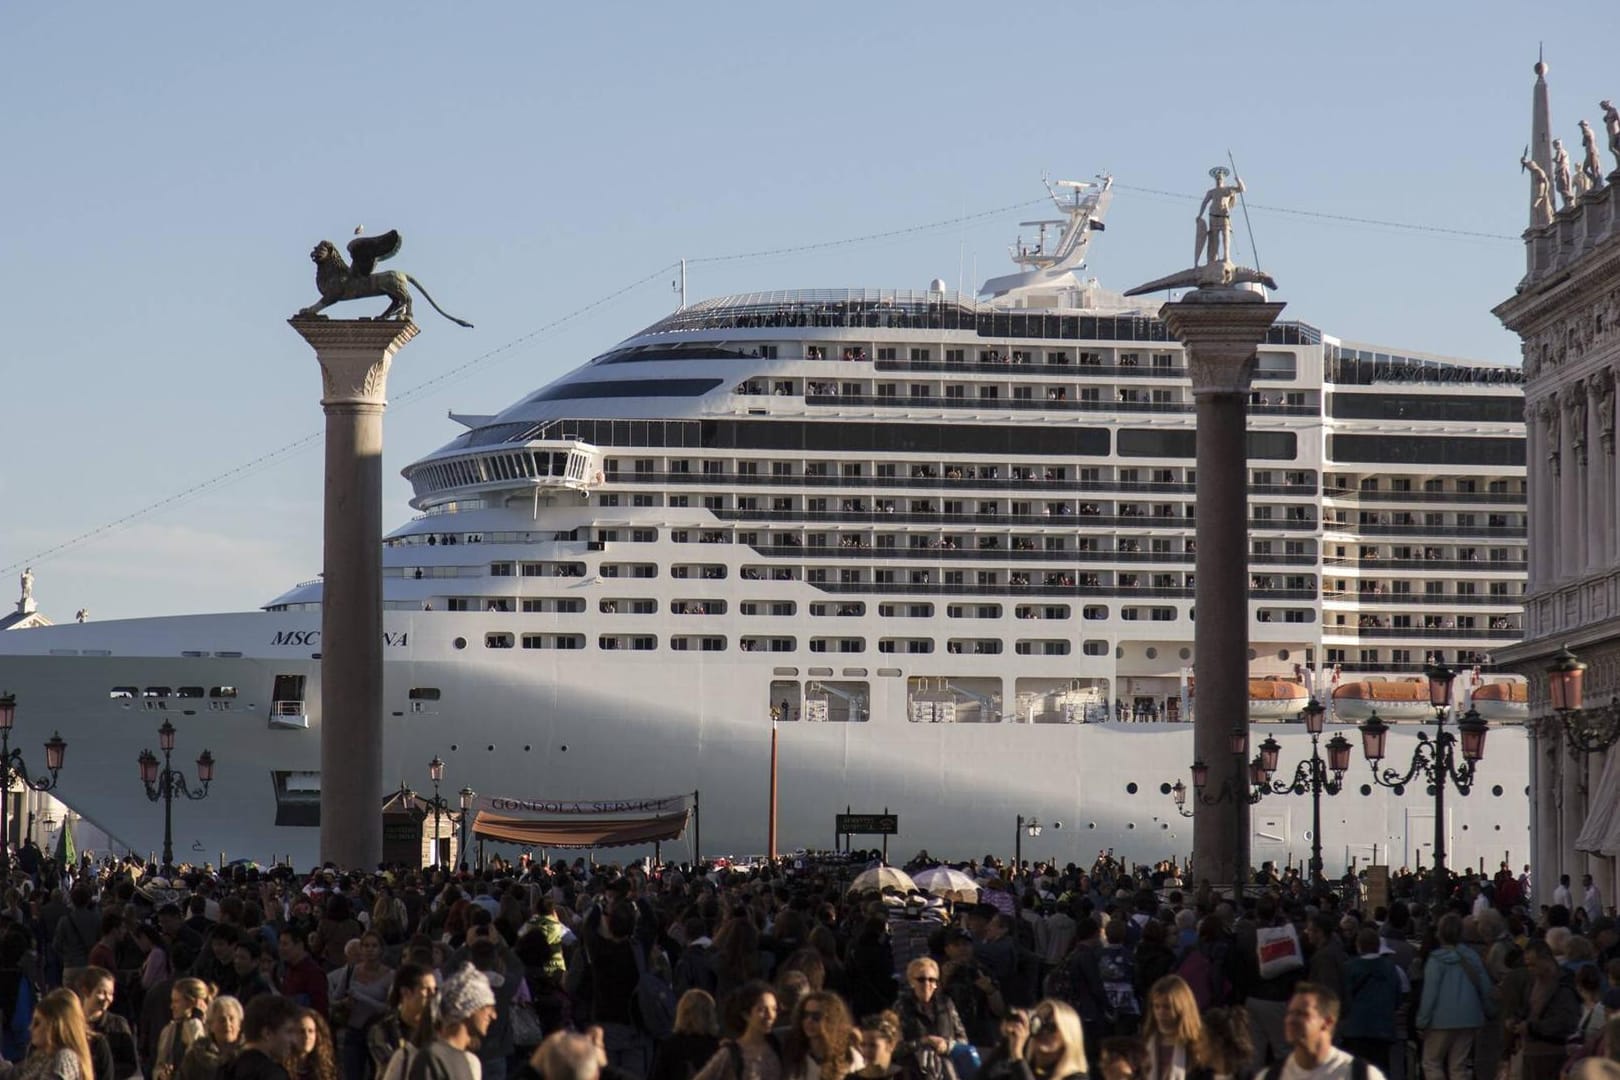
top-left (1267, 984), bottom-right (1386, 1080)
top-left (1171, 919), bottom-right (1232, 1012)
top-left (1337, 930), bottom-right (1402, 1076)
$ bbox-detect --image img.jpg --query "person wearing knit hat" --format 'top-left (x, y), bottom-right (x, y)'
top-left (406, 965), bottom-right (500, 1080)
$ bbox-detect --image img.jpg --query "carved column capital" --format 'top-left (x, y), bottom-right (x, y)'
top-left (1159, 294), bottom-right (1287, 397)
top-left (289, 318), bottom-right (421, 408)
top-left (1596, 367), bottom-right (1617, 454)
top-left (1538, 394), bottom-right (1564, 475)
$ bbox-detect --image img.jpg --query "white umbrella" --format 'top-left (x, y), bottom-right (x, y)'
top-left (913, 866), bottom-right (980, 897)
top-left (850, 865), bottom-right (918, 893)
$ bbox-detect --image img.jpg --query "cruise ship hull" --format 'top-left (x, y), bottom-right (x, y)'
top-left (0, 613), bottom-right (1529, 874)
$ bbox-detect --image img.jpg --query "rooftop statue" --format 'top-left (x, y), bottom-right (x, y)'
top-left (1552, 139), bottom-right (1576, 209)
top-left (1125, 165), bottom-right (1277, 296)
top-left (18, 567), bottom-right (33, 613)
top-left (295, 229), bottom-right (473, 327)
top-left (1579, 120), bottom-right (1605, 190)
top-left (1603, 101), bottom-right (1620, 176)
top-left (1522, 151), bottom-right (1554, 227)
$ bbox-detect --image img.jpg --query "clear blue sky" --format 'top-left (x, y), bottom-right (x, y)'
top-left (2, 4), bottom-right (1611, 620)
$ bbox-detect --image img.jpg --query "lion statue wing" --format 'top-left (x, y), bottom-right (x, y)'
top-left (348, 230), bottom-right (403, 277)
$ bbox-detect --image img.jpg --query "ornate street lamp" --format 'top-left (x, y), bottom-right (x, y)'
top-left (1359, 661), bottom-right (1488, 885)
top-left (428, 756), bottom-right (446, 867)
top-left (459, 786), bottom-right (476, 869)
top-left (0, 694), bottom-right (67, 876)
top-left (1187, 726), bottom-right (1267, 899)
top-left (1548, 646), bottom-right (1620, 754)
top-left (136, 719), bottom-right (212, 875)
top-left (1014, 814), bottom-right (1042, 879)
top-left (1253, 698), bottom-right (1352, 884)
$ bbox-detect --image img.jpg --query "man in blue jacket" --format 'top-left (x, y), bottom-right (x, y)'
top-left (1417, 913), bottom-right (1493, 1080)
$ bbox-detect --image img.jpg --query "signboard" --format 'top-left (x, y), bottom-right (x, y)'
top-left (1365, 865), bottom-right (1390, 910)
top-left (837, 813), bottom-right (899, 835)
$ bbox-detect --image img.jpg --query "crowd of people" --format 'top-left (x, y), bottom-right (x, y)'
top-left (0, 842), bottom-right (1615, 1080)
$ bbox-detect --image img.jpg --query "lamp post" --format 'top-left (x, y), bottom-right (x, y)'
top-left (1547, 646), bottom-right (1620, 754)
top-left (428, 756), bottom-right (446, 867)
top-left (0, 695), bottom-right (67, 876)
top-left (137, 719), bottom-right (213, 876)
top-left (1014, 814), bottom-right (1042, 879)
top-left (458, 786), bottom-right (476, 870)
top-left (1359, 662), bottom-right (1488, 887)
top-left (1253, 698), bottom-right (1353, 885)
top-left (1189, 726), bottom-right (1267, 899)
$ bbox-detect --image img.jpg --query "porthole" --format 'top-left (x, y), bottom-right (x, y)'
top-left (524, 745), bottom-right (532, 752)
top-left (450, 744), bottom-right (459, 751)
top-left (1278, 650), bottom-right (1290, 661)
top-left (1360, 784), bottom-right (1373, 796)
top-left (560, 745), bottom-right (569, 752)
top-left (1462, 824), bottom-right (1469, 831)
top-left (1492, 785), bottom-right (1504, 797)
top-left (453, 638), bottom-right (467, 650)
top-left (487, 744), bottom-right (495, 751)
top-left (1159, 782), bottom-right (1173, 795)
top-left (1161, 823), bottom-right (1170, 830)
top-left (1248, 649), bottom-right (1257, 660)
top-left (1426, 784), bottom-right (1437, 797)
top-left (1392, 784), bottom-right (1406, 796)
top-left (1126, 782), bottom-right (1139, 794)
top-left (1178, 648), bottom-right (1191, 661)
top-left (1127, 822), bottom-right (1136, 829)
top-left (1146, 647), bottom-right (1158, 660)
top-left (1087, 823), bottom-right (1096, 830)
top-left (1495, 825), bottom-right (1502, 831)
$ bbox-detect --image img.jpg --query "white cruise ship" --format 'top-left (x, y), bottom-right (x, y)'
top-left (0, 177), bottom-right (1532, 873)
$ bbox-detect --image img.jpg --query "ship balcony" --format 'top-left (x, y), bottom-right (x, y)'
top-left (1348, 626), bottom-right (1522, 640)
top-left (803, 393), bottom-right (1315, 417)
top-left (625, 470), bottom-right (1318, 499)
top-left (1322, 488), bottom-right (1525, 505)
top-left (1322, 592), bottom-right (1523, 606)
top-left (270, 700), bottom-right (309, 730)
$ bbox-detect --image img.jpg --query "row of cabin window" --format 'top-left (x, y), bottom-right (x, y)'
top-left (477, 632), bottom-right (1215, 653)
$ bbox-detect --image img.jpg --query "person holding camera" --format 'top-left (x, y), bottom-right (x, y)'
top-left (978, 1002), bottom-right (1088, 1080)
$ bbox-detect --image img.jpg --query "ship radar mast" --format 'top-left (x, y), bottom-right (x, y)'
top-left (980, 174), bottom-right (1113, 304)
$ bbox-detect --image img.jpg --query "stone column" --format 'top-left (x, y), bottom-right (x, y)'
top-left (1534, 718), bottom-right (1559, 896)
top-left (1560, 734), bottom-right (1589, 880)
top-left (1525, 411), bottom-right (1545, 591)
top-left (1161, 290), bottom-right (1285, 895)
top-left (289, 317), bottom-right (420, 869)
top-left (1561, 388), bottom-right (1583, 579)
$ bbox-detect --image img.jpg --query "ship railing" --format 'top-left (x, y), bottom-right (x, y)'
top-left (1321, 557), bottom-right (1525, 572)
top-left (802, 394), bottom-right (1316, 417)
top-left (1355, 524), bottom-right (1526, 538)
top-left (805, 582), bottom-right (1317, 601)
top-left (1321, 591), bottom-right (1524, 606)
top-left (627, 470), bottom-right (1317, 499)
top-left (1349, 626), bottom-right (1522, 640)
top-left (715, 508), bottom-right (1316, 530)
top-left (1321, 488), bottom-right (1525, 505)
top-left (870, 358), bottom-right (1296, 381)
top-left (270, 700), bottom-right (310, 730)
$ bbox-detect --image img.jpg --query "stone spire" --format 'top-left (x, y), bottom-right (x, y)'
top-left (1531, 50), bottom-right (1554, 227)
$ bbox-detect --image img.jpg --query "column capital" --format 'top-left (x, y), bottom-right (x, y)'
top-left (289, 317), bottom-right (420, 407)
top-left (1160, 292), bottom-right (1287, 396)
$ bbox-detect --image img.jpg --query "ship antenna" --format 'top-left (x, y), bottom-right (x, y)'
top-left (1227, 149), bottom-right (1263, 273)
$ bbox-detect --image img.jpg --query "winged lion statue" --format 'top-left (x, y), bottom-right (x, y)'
top-left (296, 230), bottom-right (473, 327)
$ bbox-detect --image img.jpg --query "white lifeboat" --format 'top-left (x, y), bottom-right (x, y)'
top-left (1249, 677), bottom-right (1310, 722)
top-left (1332, 679), bottom-right (1434, 722)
